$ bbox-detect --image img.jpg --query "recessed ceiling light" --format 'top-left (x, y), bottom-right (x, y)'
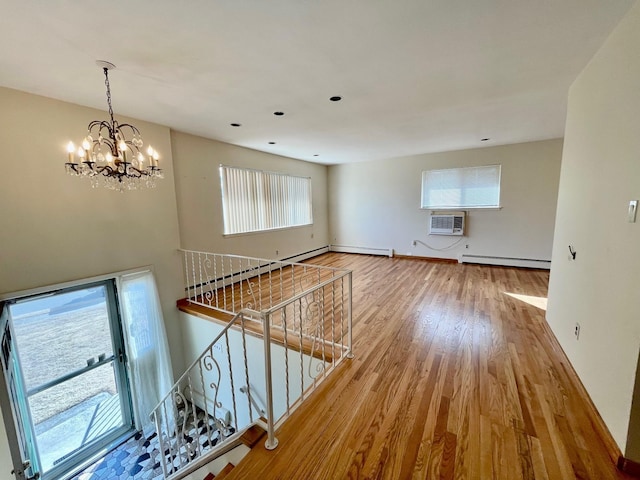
top-left (268, 142), bottom-right (276, 145)
top-left (329, 96), bottom-right (342, 102)
top-left (481, 138), bottom-right (490, 141)
top-left (230, 123), bottom-right (241, 127)
top-left (273, 111), bottom-right (284, 116)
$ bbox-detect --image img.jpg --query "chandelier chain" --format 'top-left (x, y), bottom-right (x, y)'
top-left (103, 67), bottom-right (115, 127)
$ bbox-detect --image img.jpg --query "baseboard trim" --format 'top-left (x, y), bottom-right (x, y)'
top-left (393, 254), bottom-right (458, 263)
top-left (540, 319), bottom-right (623, 468)
top-left (330, 245), bottom-right (393, 257)
top-left (459, 254), bottom-right (551, 269)
top-left (618, 456), bottom-right (640, 477)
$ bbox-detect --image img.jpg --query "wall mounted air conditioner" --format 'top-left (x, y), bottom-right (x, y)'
top-left (429, 213), bottom-right (465, 236)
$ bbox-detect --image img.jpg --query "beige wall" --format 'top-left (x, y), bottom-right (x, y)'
top-left (328, 139), bottom-right (562, 263)
top-left (0, 87), bottom-right (184, 479)
top-left (546, 1), bottom-right (640, 457)
top-left (171, 130), bottom-right (329, 258)
top-left (0, 408), bottom-right (10, 480)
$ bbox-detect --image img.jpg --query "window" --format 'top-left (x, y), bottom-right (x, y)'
top-left (1, 280), bottom-right (134, 480)
top-left (1, 270), bottom-right (172, 480)
top-left (220, 165), bottom-right (313, 235)
top-left (421, 165), bottom-right (501, 209)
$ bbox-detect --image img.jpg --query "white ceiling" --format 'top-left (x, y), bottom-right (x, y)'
top-left (0, 1), bottom-right (635, 165)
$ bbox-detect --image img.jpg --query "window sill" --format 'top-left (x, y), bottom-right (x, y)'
top-left (223, 223), bottom-right (313, 238)
top-left (420, 206), bottom-right (502, 211)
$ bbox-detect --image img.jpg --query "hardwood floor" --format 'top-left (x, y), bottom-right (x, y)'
top-left (222, 253), bottom-right (631, 480)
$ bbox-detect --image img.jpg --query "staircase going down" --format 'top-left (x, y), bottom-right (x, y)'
top-left (153, 250), bottom-right (353, 479)
top-left (183, 425), bottom-right (266, 480)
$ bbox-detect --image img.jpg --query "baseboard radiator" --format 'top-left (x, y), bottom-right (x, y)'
top-left (281, 246), bottom-right (330, 263)
top-left (330, 245), bottom-right (394, 258)
top-left (459, 254), bottom-right (551, 269)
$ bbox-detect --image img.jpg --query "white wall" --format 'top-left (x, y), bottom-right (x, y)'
top-left (328, 139), bottom-right (562, 262)
top-left (546, 1), bottom-right (640, 458)
top-left (180, 311), bottom-right (326, 427)
top-left (0, 87), bottom-right (184, 479)
top-left (171, 131), bottom-right (329, 260)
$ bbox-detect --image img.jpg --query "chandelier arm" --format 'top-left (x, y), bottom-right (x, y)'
top-left (97, 164), bottom-right (151, 178)
top-left (101, 139), bottom-right (116, 153)
top-left (87, 121), bottom-right (118, 155)
top-left (116, 123), bottom-right (142, 136)
top-left (95, 165), bottom-right (112, 176)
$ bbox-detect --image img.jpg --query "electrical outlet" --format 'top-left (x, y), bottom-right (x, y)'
top-left (465, 244), bottom-right (469, 249)
top-left (412, 240), bottom-right (417, 246)
top-left (275, 250), bottom-right (279, 255)
top-left (574, 322), bottom-right (580, 340)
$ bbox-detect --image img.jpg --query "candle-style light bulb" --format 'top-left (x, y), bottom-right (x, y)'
top-left (118, 141), bottom-right (127, 162)
top-left (67, 141), bottom-right (75, 163)
top-left (78, 146), bottom-right (86, 159)
top-left (105, 152), bottom-right (113, 164)
top-left (146, 146), bottom-right (155, 167)
top-left (82, 138), bottom-right (91, 151)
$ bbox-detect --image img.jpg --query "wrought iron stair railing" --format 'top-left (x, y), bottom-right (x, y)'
top-left (151, 250), bottom-right (353, 479)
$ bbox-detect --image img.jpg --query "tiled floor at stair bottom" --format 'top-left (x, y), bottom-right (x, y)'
top-left (72, 408), bottom-right (229, 480)
top-left (71, 429), bottom-right (163, 480)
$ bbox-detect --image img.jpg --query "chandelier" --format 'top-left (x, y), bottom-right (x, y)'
top-left (65, 61), bottom-right (163, 190)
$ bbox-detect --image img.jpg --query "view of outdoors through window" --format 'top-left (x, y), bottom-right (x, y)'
top-left (9, 285), bottom-right (129, 474)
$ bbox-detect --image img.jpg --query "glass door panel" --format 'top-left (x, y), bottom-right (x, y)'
top-left (1, 301), bottom-right (40, 480)
top-left (7, 280), bottom-right (134, 478)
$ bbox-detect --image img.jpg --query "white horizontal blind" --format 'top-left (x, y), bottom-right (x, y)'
top-left (220, 165), bottom-right (313, 234)
top-left (421, 165), bottom-right (501, 209)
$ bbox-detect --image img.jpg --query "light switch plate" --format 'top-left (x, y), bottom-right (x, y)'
top-left (629, 200), bottom-right (638, 223)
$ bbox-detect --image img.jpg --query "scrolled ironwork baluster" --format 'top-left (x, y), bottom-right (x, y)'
top-left (202, 254), bottom-right (214, 306)
top-left (225, 330), bottom-right (239, 432)
top-left (183, 250), bottom-right (190, 303)
top-left (197, 357), bottom-right (214, 455)
top-left (184, 376), bottom-right (201, 459)
top-left (197, 253), bottom-right (204, 305)
top-left (164, 394), bottom-right (179, 472)
top-left (240, 315), bottom-right (252, 422)
top-left (190, 252), bottom-right (197, 303)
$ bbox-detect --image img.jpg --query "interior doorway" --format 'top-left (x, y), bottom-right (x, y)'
top-left (1, 279), bottom-right (134, 480)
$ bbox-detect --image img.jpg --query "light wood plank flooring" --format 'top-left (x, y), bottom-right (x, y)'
top-left (222, 253), bottom-right (631, 480)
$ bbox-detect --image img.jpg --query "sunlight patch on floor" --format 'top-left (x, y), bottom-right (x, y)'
top-left (504, 292), bottom-right (548, 311)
